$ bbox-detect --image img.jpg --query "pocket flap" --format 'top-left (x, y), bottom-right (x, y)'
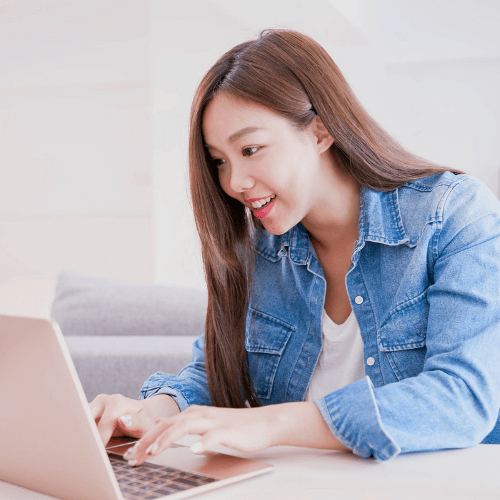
top-left (378, 292), bottom-right (429, 352)
top-left (245, 308), bottom-right (294, 355)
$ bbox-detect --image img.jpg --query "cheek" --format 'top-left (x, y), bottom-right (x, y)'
top-left (217, 169), bottom-right (240, 200)
top-left (272, 155), bottom-right (308, 196)
top-left (217, 169), bottom-right (230, 195)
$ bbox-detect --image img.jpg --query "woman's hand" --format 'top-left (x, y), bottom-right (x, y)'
top-left (89, 393), bottom-right (181, 447)
top-left (122, 401), bottom-right (349, 466)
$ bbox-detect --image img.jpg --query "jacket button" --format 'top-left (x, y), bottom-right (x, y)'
top-left (366, 357), bottom-right (375, 366)
top-left (355, 295), bottom-right (363, 305)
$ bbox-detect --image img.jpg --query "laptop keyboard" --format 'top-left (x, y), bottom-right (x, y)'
top-left (110, 454), bottom-right (218, 499)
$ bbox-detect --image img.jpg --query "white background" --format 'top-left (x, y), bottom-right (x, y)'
top-left (1, 0), bottom-right (499, 289)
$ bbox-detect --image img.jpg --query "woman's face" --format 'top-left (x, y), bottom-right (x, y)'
top-left (202, 93), bottom-right (335, 236)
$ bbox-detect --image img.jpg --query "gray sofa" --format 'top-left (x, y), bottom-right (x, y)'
top-left (50, 271), bottom-right (207, 402)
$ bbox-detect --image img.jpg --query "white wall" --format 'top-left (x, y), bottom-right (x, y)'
top-left (0, 0), bottom-right (154, 283)
top-left (1, 0), bottom-right (499, 289)
top-left (329, 0), bottom-right (500, 188)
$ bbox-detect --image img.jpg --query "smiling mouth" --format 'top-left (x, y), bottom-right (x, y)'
top-left (250, 194), bottom-right (276, 210)
top-left (251, 196), bottom-right (276, 220)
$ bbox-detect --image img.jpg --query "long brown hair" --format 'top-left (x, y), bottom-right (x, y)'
top-left (188, 29), bottom-right (461, 408)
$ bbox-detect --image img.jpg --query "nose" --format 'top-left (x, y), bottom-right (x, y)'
top-left (227, 161), bottom-right (255, 194)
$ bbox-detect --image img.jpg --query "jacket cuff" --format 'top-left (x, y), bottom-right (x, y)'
top-left (148, 387), bottom-right (189, 412)
top-left (139, 372), bottom-right (205, 412)
top-left (314, 376), bottom-right (400, 461)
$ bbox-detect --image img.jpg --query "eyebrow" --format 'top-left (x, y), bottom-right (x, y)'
top-left (205, 126), bottom-right (266, 150)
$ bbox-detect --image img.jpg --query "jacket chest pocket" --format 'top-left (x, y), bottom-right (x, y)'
top-left (245, 308), bottom-right (294, 400)
top-left (378, 292), bottom-right (429, 381)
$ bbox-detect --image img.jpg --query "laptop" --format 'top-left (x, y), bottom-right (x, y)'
top-left (0, 314), bottom-right (273, 500)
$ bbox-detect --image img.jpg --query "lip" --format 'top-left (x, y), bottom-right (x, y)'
top-left (245, 195), bottom-right (275, 203)
top-left (252, 197), bottom-right (276, 219)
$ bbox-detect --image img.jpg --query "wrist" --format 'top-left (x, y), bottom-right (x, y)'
top-left (144, 394), bottom-right (181, 419)
top-left (270, 402), bottom-right (349, 452)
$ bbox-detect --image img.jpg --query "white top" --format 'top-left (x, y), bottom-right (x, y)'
top-left (304, 308), bottom-right (366, 402)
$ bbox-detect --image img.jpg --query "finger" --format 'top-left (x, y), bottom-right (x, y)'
top-left (129, 411), bottom-right (214, 466)
top-left (97, 407), bottom-right (123, 447)
top-left (190, 429), bottom-right (226, 454)
top-left (89, 393), bottom-right (109, 421)
top-left (125, 405), bottom-right (222, 465)
top-left (95, 396), bottom-right (145, 446)
top-left (125, 416), bottom-right (177, 465)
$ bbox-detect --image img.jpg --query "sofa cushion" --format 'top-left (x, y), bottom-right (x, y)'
top-left (50, 271), bottom-right (207, 337)
top-left (64, 335), bottom-right (197, 401)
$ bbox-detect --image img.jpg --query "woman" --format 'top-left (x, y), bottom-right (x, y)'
top-left (91, 29), bottom-right (500, 463)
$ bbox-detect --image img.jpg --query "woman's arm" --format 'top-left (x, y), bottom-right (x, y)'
top-left (316, 177), bottom-right (500, 460)
top-left (139, 333), bottom-right (212, 411)
top-left (120, 401), bottom-right (349, 466)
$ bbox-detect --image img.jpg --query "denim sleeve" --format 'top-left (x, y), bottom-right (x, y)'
top-left (316, 177), bottom-right (500, 460)
top-left (139, 333), bottom-right (212, 411)
top-left (315, 377), bottom-right (400, 460)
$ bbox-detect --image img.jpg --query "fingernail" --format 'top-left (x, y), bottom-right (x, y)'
top-left (190, 442), bottom-right (203, 454)
top-left (123, 445), bottom-right (136, 460)
top-left (128, 460), bottom-right (138, 466)
top-left (146, 442), bottom-right (158, 455)
top-left (120, 415), bottom-right (132, 427)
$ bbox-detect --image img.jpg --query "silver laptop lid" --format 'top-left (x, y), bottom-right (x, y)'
top-left (0, 314), bottom-right (122, 500)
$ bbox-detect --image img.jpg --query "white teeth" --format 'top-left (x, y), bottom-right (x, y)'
top-left (251, 195), bottom-right (275, 209)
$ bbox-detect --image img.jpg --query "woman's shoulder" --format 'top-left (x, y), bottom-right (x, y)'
top-left (400, 170), bottom-right (482, 198)
top-left (399, 171), bottom-right (500, 220)
top-left (397, 171), bottom-right (500, 246)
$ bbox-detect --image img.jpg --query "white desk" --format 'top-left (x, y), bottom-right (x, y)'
top-left (1, 441), bottom-right (499, 500)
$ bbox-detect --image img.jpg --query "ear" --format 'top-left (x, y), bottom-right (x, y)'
top-left (311, 116), bottom-right (335, 154)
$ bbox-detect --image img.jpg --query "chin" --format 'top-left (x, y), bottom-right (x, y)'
top-left (260, 219), bottom-right (295, 236)
top-left (264, 227), bottom-right (288, 236)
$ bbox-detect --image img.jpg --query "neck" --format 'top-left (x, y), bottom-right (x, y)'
top-left (301, 160), bottom-right (360, 252)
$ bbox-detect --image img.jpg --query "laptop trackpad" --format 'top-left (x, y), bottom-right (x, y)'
top-left (107, 437), bottom-right (272, 480)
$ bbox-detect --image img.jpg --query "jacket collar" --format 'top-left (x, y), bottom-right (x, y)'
top-left (358, 185), bottom-right (411, 246)
top-left (255, 185), bottom-right (412, 265)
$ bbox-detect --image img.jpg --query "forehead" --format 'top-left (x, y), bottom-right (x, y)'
top-left (202, 93), bottom-right (289, 145)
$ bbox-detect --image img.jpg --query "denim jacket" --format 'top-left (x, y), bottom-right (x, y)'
top-left (141, 171), bottom-right (500, 461)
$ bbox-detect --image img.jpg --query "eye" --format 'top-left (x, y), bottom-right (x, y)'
top-left (242, 146), bottom-right (259, 157)
top-left (211, 157), bottom-right (226, 168)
